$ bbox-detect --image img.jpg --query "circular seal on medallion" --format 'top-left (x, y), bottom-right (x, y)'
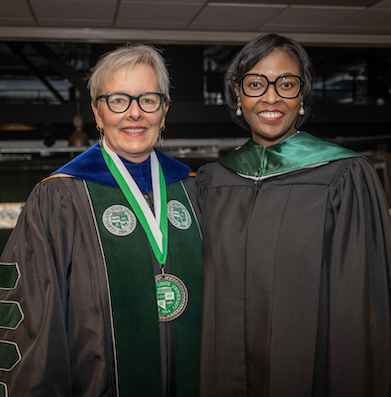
top-left (102, 205), bottom-right (137, 236)
top-left (155, 273), bottom-right (188, 321)
top-left (167, 200), bottom-right (192, 230)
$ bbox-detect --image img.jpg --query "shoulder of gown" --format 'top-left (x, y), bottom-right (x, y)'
top-left (326, 156), bottom-right (389, 212)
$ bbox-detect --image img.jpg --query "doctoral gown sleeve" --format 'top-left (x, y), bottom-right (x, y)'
top-left (0, 178), bottom-right (115, 397)
top-left (195, 162), bottom-right (216, 212)
top-left (314, 157), bottom-right (391, 396)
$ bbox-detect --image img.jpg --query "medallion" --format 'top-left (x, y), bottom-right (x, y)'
top-left (155, 273), bottom-right (188, 321)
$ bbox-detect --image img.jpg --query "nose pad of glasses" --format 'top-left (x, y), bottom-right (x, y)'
top-left (262, 84), bottom-right (280, 102)
top-left (127, 97), bottom-right (142, 113)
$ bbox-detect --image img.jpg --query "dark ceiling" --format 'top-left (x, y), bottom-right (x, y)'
top-left (1, 0), bottom-right (391, 44)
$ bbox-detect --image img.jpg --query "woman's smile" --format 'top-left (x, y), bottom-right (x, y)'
top-left (257, 110), bottom-right (284, 122)
top-left (121, 126), bottom-right (147, 134)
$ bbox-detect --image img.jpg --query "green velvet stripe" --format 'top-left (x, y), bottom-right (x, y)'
top-left (0, 342), bottom-right (20, 371)
top-left (86, 180), bottom-right (202, 397)
top-left (0, 383), bottom-right (6, 397)
top-left (166, 181), bottom-right (203, 397)
top-left (0, 302), bottom-right (23, 329)
top-left (0, 263), bottom-right (19, 289)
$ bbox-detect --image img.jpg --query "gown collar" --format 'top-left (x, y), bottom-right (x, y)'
top-left (219, 131), bottom-right (361, 179)
top-left (51, 144), bottom-right (190, 193)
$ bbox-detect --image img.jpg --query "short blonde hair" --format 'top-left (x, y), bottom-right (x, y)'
top-left (88, 44), bottom-right (170, 106)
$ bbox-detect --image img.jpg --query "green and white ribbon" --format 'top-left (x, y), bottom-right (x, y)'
top-left (101, 138), bottom-right (168, 265)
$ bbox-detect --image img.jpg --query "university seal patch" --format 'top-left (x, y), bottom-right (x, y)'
top-left (167, 200), bottom-right (192, 230)
top-left (102, 205), bottom-right (137, 236)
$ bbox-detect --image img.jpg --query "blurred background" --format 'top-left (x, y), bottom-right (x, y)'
top-left (1, 0), bottom-right (391, 251)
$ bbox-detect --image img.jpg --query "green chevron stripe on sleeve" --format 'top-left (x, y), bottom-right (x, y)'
top-left (0, 341), bottom-right (21, 371)
top-left (0, 382), bottom-right (7, 397)
top-left (0, 301), bottom-right (23, 329)
top-left (0, 263), bottom-right (20, 289)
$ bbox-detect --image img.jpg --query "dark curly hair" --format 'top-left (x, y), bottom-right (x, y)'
top-left (224, 33), bottom-right (313, 131)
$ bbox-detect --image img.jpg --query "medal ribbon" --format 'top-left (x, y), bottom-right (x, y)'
top-left (101, 138), bottom-right (168, 266)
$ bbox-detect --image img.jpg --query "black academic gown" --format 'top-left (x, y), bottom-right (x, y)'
top-left (0, 146), bottom-right (202, 397)
top-left (197, 157), bottom-right (391, 397)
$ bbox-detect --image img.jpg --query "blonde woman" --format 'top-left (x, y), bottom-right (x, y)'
top-left (0, 44), bottom-right (202, 397)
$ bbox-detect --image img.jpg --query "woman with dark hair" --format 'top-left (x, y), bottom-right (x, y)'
top-left (197, 33), bottom-right (391, 396)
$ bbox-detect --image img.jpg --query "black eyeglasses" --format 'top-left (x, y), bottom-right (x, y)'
top-left (97, 92), bottom-right (166, 113)
top-left (241, 74), bottom-right (303, 99)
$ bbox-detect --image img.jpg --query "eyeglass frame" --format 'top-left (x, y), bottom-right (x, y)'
top-left (97, 92), bottom-right (167, 113)
top-left (240, 74), bottom-right (304, 99)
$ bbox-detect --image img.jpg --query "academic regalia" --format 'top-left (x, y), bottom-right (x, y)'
top-left (0, 144), bottom-right (202, 397)
top-left (196, 132), bottom-right (391, 397)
